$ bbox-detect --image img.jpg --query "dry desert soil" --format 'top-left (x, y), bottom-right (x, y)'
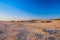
top-left (0, 20), bottom-right (60, 40)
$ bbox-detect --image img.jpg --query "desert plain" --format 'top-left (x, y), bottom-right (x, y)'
top-left (0, 19), bottom-right (60, 40)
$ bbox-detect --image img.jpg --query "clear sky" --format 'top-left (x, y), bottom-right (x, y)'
top-left (0, 0), bottom-right (60, 21)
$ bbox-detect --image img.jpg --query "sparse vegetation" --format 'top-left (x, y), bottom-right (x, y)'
top-left (0, 20), bottom-right (60, 40)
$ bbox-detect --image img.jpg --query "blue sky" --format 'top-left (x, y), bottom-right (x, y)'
top-left (0, 0), bottom-right (60, 20)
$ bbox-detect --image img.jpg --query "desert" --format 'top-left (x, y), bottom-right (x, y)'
top-left (0, 0), bottom-right (60, 40)
top-left (0, 19), bottom-right (60, 40)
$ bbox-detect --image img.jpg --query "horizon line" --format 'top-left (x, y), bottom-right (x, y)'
top-left (0, 18), bottom-right (60, 21)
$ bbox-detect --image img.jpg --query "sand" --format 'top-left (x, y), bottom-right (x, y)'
top-left (0, 21), bottom-right (60, 40)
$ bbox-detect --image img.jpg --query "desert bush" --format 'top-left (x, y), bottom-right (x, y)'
top-left (35, 33), bottom-right (43, 38)
top-left (43, 29), bottom-right (58, 35)
top-left (45, 37), bottom-right (55, 40)
top-left (14, 30), bottom-right (29, 40)
top-left (0, 30), bottom-right (8, 40)
top-left (14, 29), bottom-right (45, 40)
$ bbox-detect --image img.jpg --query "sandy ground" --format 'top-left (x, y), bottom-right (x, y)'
top-left (0, 21), bottom-right (60, 40)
